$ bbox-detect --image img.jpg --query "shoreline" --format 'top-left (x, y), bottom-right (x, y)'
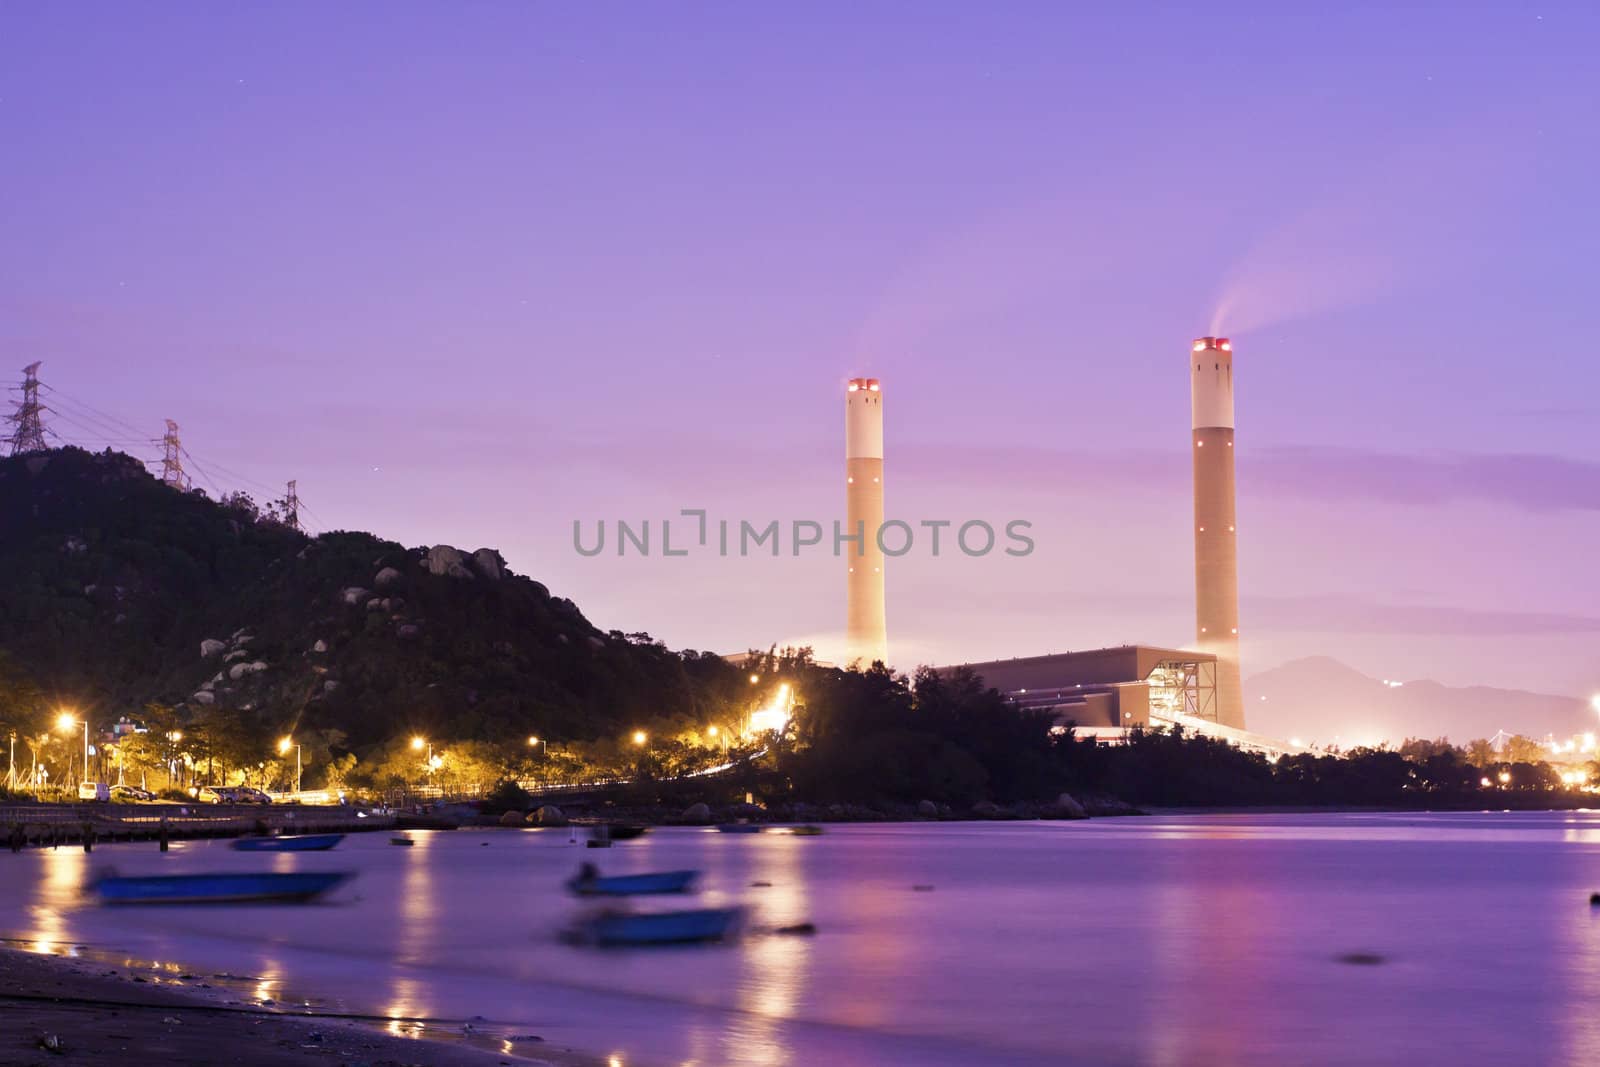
top-left (0, 946), bottom-right (597, 1067)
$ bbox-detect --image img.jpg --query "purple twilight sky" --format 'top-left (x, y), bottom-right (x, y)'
top-left (3, 3), bottom-right (1597, 703)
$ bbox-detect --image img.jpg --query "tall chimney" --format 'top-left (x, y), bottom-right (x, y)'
top-left (845, 377), bottom-right (887, 667)
top-left (1191, 338), bottom-right (1244, 728)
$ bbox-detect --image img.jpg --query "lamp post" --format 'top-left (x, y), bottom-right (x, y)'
top-left (56, 712), bottom-right (88, 785)
top-left (527, 735), bottom-right (547, 756)
top-left (278, 737), bottom-right (301, 794)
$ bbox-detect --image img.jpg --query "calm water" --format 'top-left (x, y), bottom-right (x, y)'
top-left (6, 813), bottom-right (1600, 1065)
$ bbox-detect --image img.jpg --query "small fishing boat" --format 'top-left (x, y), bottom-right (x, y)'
top-left (567, 865), bottom-right (699, 897)
top-left (232, 833), bottom-right (345, 853)
top-left (715, 823), bottom-right (762, 834)
top-left (390, 835), bottom-right (415, 847)
top-left (571, 906), bottom-right (745, 947)
top-left (788, 825), bottom-right (824, 836)
top-left (606, 824), bottom-right (649, 841)
top-left (93, 871), bottom-right (352, 906)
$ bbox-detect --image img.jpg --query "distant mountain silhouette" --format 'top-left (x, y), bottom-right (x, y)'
top-left (1244, 655), bottom-right (1590, 746)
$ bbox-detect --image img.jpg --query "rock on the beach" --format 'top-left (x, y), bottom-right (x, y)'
top-left (916, 799), bottom-right (938, 818)
top-left (682, 802), bottom-right (712, 825)
top-left (1053, 793), bottom-right (1088, 819)
top-left (532, 805), bottom-right (566, 826)
top-left (971, 800), bottom-right (1002, 818)
top-left (498, 810), bottom-right (525, 827)
top-left (200, 639), bottom-right (226, 658)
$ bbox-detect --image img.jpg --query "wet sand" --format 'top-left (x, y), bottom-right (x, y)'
top-left (0, 949), bottom-right (593, 1067)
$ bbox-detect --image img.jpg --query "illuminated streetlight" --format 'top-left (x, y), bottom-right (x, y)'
top-left (56, 711), bottom-right (89, 786)
top-left (748, 674), bottom-right (759, 685)
top-left (632, 731), bottom-right (647, 747)
top-left (707, 726), bottom-right (719, 738)
top-left (1498, 771), bottom-right (1512, 786)
top-left (527, 736), bottom-right (547, 758)
top-left (278, 736), bottom-right (301, 795)
top-left (410, 736), bottom-right (426, 751)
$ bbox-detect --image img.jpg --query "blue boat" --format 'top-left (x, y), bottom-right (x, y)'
top-left (715, 823), bottom-right (762, 834)
top-left (93, 871), bottom-right (352, 906)
top-left (575, 906), bottom-right (745, 946)
top-left (231, 833), bottom-right (345, 852)
top-left (567, 866), bottom-right (699, 897)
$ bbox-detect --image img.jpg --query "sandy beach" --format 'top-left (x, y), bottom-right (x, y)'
top-left (0, 949), bottom-right (593, 1067)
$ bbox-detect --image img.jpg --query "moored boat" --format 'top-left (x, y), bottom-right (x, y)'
top-left (606, 824), bottom-right (649, 841)
top-left (232, 833), bottom-right (345, 852)
top-left (567, 865), bottom-right (699, 897)
top-left (715, 823), bottom-right (762, 834)
top-left (571, 906), bottom-right (745, 946)
top-left (93, 870), bottom-right (352, 906)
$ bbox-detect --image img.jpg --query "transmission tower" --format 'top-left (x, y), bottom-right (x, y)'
top-left (282, 480), bottom-right (301, 530)
top-left (5, 362), bottom-right (49, 456)
top-left (159, 419), bottom-right (189, 489)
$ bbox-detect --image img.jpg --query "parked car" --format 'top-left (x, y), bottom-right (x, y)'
top-left (235, 787), bottom-right (273, 805)
top-left (77, 781), bottom-right (110, 802)
top-left (110, 784), bottom-right (155, 802)
top-left (196, 786), bottom-right (232, 804)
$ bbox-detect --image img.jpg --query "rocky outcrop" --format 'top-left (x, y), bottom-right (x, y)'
top-left (341, 587), bottom-right (368, 606)
top-left (228, 660), bottom-right (268, 681)
top-left (373, 566), bottom-right (403, 589)
top-left (971, 800), bottom-right (1002, 818)
top-left (224, 649), bottom-right (247, 662)
top-left (424, 545), bottom-right (473, 579)
top-left (916, 799), bottom-right (938, 818)
top-left (532, 805), bottom-right (566, 826)
top-left (498, 810), bottom-right (526, 827)
top-left (681, 802), bottom-right (711, 825)
top-left (311, 639), bottom-right (327, 653)
top-left (191, 690), bottom-right (215, 705)
top-left (471, 548), bottom-right (502, 581)
top-left (200, 639), bottom-right (226, 658)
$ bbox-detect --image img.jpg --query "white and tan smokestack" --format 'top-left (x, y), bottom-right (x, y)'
top-left (1191, 337), bottom-right (1244, 728)
top-left (846, 377), bottom-right (887, 667)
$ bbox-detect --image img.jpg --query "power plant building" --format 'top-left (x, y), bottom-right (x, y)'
top-left (941, 646), bottom-right (1289, 753)
top-left (845, 377), bottom-right (888, 667)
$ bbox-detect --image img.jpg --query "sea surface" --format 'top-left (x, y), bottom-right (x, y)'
top-left (5, 812), bottom-right (1600, 1066)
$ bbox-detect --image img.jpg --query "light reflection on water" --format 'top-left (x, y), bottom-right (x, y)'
top-left (29, 846), bottom-right (86, 955)
top-left (7, 815), bottom-right (1600, 1066)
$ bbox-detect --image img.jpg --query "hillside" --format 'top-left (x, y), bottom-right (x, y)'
top-left (0, 447), bottom-right (739, 752)
top-left (1244, 656), bottom-right (1591, 746)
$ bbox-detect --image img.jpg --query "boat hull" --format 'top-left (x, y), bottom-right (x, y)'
top-left (568, 869), bottom-right (699, 897)
top-left (94, 871), bottom-right (352, 906)
top-left (232, 833), bottom-right (345, 852)
top-left (582, 907), bottom-right (745, 946)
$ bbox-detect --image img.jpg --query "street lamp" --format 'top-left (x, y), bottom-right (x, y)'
top-left (411, 735), bottom-right (433, 763)
top-left (632, 730), bottom-right (647, 747)
top-left (56, 712), bottom-right (88, 785)
top-left (527, 735), bottom-right (547, 756)
top-left (278, 736), bottom-right (301, 794)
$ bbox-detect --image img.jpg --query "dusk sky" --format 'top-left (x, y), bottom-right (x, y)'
top-left (3, 4), bottom-right (1597, 701)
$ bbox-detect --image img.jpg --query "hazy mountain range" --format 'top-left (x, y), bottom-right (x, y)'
top-left (1244, 656), bottom-right (1594, 748)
